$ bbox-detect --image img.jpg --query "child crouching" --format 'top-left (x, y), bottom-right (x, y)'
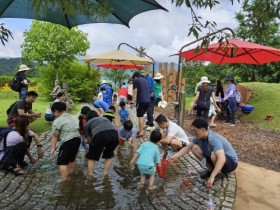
top-left (118, 120), bottom-right (135, 147)
top-left (130, 130), bottom-right (161, 190)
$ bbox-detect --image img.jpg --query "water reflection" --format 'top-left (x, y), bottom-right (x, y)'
top-left (9, 143), bottom-right (199, 209)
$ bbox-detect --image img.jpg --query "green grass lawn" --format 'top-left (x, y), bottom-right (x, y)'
top-left (185, 82), bottom-right (280, 131)
top-left (0, 90), bottom-right (81, 135)
top-left (240, 82), bottom-right (280, 130)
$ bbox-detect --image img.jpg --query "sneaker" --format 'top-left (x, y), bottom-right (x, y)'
top-left (200, 170), bottom-right (212, 179)
top-left (214, 172), bottom-right (226, 182)
top-left (146, 125), bottom-right (155, 131)
top-left (223, 121), bottom-right (230, 125)
top-left (229, 123), bottom-right (236, 127)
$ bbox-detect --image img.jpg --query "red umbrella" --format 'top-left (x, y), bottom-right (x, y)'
top-left (180, 38), bottom-right (280, 65)
top-left (97, 63), bottom-right (144, 70)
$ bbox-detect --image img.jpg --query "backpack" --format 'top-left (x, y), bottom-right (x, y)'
top-left (9, 73), bottom-right (21, 92)
top-left (0, 127), bottom-right (13, 153)
top-left (6, 101), bottom-right (18, 116)
top-left (236, 90), bottom-right (242, 104)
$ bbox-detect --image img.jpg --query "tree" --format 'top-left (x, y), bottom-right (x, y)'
top-left (103, 69), bottom-right (129, 89)
top-left (234, 0), bottom-right (280, 82)
top-left (172, 0), bottom-right (279, 41)
top-left (0, 23), bottom-right (13, 46)
top-left (21, 20), bottom-right (90, 80)
top-left (39, 61), bottom-right (100, 102)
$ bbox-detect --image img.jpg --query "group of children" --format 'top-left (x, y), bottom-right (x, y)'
top-left (49, 99), bottom-right (162, 190)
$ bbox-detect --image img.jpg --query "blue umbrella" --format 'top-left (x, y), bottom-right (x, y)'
top-left (0, 0), bottom-right (167, 28)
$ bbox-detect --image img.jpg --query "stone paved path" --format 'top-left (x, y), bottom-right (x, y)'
top-left (0, 107), bottom-right (236, 209)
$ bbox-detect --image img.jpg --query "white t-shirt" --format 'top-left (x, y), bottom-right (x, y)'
top-left (127, 84), bottom-right (133, 95)
top-left (45, 98), bottom-right (60, 114)
top-left (0, 130), bottom-right (34, 159)
top-left (167, 121), bottom-right (190, 144)
top-left (98, 92), bottom-right (103, 101)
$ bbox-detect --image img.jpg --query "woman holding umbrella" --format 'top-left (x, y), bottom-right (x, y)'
top-left (223, 76), bottom-right (237, 126)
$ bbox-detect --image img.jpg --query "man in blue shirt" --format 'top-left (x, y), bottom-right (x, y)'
top-left (141, 71), bottom-right (155, 131)
top-left (98, 80), bottom-right (113, 106)
top-left (132, 71), bottom-right (151, 137)
top-left (93, 99), bottom-right (109, 115)
top-left (170, 118), bottom-right (238, 189)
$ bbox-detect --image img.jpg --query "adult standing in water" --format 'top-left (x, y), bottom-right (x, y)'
top-left (223, 76), bottom-right (237, 126)
top-left (17, 64), bottom-right (31, 99)
top-left (84, 110), bottom-right (118, 179)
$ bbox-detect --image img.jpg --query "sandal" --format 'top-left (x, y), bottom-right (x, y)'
top-left (11, 166), bottom-right (24, 176)
top-left (136, 131), bottom-right (144, 138)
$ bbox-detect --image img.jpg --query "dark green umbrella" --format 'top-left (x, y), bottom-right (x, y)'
top-left (0, 0), bottom-right (167, 28)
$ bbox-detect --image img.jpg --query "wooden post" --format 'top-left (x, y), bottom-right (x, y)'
top-left (178, 92), bottom-right (186, 127)
top-left (160, 63), bottom-right (167, 100)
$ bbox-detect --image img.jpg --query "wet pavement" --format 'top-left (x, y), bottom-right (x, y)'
top-left (0, 109), bottom-right (236, 209)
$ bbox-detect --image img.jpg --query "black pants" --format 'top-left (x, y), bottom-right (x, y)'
top-left (147, 99), bottom-right (155, 126)
top-left (0, 142), bottom-right (27, 170)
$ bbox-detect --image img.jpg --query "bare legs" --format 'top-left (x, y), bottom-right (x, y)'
top-left (140, 174), bottom-right (156, 190)
top-left (138, 116), bottom-right (144, 135)
top-left (59, 161), bottom-right (76, 181)
top-left (87, 158), bottom-right (113, 178)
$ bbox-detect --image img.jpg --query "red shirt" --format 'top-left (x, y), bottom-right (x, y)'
top-left (118, 88), bottom-right (128, 97)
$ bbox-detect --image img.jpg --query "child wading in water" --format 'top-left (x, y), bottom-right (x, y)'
top-left (78, 106), bottom-right (91, 154)
top-left (118, 120), bottom-right (135, 147)
top-left (50, 102), bottom-right (81, 181)
top-left (130, 130), bottom-right (161, 190)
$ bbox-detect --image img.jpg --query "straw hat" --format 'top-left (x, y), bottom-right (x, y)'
top-left (158, 100), bottom-right (168, 108)
top-left (200, 76), bottom-right (211, 84)
top-left (18, 64), bottom-right (30, 72)
top-left (101, 79), bottom-right (107, 84)
top-left (154, 72), bottom-right (164, 80)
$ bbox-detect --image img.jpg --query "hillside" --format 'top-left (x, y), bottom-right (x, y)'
top-left (0, 57), bottom-right (21, 75)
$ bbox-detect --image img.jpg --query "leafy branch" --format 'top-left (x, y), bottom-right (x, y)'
top-left (0, 23), bottom-right (13, 46)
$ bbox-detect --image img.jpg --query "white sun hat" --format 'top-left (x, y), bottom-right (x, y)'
top-left (154, 72), bottom-right (164, 80)
top-left (200, 76), bottom-right (211, 84)
top-left (101, 79), bottom-right (107, 84)
top-left (18, 64), bottom-right (30, 72)
top-left (158, 100), bottom-right (168, 108)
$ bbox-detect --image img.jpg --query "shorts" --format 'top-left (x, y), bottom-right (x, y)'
top-left (45, 113), bottom-right (55, 121)
top-left (208, 110), bottom-right (216, 117)
top-left (127, 94), bottom-right (132, 101)
top-left (206, 154), bottom-right (238, 173)
top-left (137, 164), bottom-right (156, 175)
top-left (57, 137), bottom-right (81, 165)
top-left (86, 129), bottom-right (118, 161)
top-left (136, 102), bottom-right (149, 117)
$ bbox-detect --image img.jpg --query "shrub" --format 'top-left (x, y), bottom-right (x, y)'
top-left (39, 62), bottom-right (100, 102)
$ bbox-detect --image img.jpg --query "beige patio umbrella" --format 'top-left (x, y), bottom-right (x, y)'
top-left (83, 49), bottom-right (154, 65)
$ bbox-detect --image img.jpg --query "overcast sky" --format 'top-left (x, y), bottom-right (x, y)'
top-left (0, 0), bottom-right (241, 63)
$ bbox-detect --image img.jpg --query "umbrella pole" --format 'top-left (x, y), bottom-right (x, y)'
top-left (118, 42), bottom-right (155, 76)
top-left (175, 27), bottom-right (235, 126)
